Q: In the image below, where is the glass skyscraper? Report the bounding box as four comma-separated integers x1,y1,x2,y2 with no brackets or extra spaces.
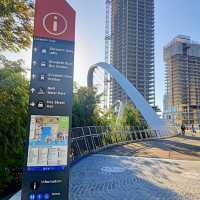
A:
111,0,155,106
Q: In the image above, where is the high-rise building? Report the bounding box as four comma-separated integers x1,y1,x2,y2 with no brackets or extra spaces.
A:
164,35,200,126
110,0,155,106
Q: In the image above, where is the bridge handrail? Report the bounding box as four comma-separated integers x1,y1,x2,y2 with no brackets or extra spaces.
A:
70,126,164,163
5,125,178,198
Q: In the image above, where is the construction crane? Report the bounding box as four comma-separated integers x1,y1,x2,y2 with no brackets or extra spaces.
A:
104,0,111,111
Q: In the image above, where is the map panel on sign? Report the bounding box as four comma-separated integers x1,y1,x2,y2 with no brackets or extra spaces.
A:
27,115,69,169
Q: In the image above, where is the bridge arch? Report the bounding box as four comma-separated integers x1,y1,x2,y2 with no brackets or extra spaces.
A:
87,62,169,136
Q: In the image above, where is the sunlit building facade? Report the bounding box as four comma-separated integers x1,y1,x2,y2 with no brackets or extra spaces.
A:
164,35,200,126
110,0,155,106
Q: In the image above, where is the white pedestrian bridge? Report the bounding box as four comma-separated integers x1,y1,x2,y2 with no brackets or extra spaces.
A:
88,62,170,136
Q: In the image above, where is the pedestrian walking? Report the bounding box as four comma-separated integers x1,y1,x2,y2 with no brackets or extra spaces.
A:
192,124,196,136
181,124,186,136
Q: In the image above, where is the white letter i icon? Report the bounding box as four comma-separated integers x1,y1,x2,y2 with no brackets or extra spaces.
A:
53,16,58,32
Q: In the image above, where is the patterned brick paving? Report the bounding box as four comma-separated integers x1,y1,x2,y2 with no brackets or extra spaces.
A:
69,154,200,200
11,135,200,200
101,135,200,161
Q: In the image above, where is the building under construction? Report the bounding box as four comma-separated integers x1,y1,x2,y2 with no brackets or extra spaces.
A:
109,0,155,106
164,35,200,126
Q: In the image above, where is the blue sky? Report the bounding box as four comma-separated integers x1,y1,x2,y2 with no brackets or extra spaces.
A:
4,0,200,111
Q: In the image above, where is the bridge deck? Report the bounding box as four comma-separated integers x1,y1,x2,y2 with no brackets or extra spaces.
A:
11,135,200,200
101,135,200,161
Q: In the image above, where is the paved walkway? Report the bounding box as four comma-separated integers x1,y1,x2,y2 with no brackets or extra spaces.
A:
101,135,200,161
70,155,200,200
11,135,200,200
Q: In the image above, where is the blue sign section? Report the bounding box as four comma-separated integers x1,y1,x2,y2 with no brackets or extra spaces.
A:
27,166,65,172
44,193,50,200
29,194,36,200
29,37,74,116
36,193,43,200
22,37,74,199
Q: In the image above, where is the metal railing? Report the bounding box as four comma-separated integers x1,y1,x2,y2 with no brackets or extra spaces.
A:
70,126,161,163
4,126,177,199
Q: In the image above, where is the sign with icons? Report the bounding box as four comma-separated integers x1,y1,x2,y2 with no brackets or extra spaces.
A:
28,37,74,116
21,1,75,200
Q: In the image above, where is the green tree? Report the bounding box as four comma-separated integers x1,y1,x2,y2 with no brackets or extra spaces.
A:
0,0,33,194
72,85,102,127
0,0,33,52
119,103,147,129
0,56,29,192
101,108,117,127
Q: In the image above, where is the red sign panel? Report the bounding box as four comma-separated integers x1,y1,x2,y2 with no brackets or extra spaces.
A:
34,0,75,41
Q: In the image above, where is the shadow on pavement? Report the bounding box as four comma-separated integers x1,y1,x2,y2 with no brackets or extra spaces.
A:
69,155,185,200
101,135,200,160
179,135,200,141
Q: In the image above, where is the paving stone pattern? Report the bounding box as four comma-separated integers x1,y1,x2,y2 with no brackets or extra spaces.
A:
10,135,200,200
70,154,200,200
101,135,200,161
